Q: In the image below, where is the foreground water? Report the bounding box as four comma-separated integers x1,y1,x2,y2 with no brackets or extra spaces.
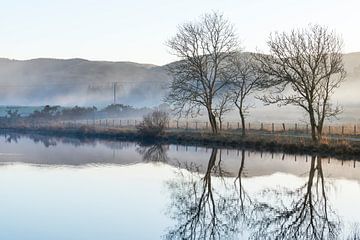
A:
0,133,360,239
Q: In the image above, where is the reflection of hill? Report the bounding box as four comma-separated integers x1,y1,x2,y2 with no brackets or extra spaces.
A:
166,146,360,182
0,133,141,166
0,133,359,182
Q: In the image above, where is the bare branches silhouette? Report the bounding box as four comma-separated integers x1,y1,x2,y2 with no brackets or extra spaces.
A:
248,156,339,240
137,144,169,163
165,148,243,239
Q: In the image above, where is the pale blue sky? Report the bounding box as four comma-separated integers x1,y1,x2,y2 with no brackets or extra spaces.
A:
0,0,359,65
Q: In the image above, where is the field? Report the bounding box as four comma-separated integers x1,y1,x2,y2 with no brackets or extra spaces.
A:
2,118,360,160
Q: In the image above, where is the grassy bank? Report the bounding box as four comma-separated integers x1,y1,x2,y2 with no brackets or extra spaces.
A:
1,125,360,160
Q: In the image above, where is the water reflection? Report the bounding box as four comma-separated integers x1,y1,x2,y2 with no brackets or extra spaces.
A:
165,148,360,239
165,148,241,240
235,149,251,216
2,131,95,148
1,132,360,239
249,156,338,240
137,144,169,163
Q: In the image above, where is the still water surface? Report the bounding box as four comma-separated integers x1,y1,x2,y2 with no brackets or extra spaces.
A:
0,133,360,240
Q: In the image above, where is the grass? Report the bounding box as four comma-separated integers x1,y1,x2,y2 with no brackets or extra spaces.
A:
2,123,360,160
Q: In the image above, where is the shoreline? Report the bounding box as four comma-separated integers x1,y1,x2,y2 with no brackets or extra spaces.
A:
1,125,360,160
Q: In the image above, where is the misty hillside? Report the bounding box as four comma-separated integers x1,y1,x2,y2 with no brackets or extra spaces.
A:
0,53,359,118
335,52,360,104
0,58,169,107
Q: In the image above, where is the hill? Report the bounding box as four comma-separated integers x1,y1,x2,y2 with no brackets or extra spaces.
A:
0,53,359,118
0,58,169,107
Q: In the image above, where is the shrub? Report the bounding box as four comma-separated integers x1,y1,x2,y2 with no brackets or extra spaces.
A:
29,105,61,119
6,109,21,119
137,110,169,137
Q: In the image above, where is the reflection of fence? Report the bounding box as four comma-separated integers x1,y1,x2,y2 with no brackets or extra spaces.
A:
23,118,360,137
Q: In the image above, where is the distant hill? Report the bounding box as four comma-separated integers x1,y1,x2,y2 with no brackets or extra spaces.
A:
0,58,170,107
0,53,359,110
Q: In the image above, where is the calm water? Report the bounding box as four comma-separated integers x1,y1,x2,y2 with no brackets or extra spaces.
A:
0,133,360,240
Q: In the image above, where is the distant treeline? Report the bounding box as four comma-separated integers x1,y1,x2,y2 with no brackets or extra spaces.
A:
1,104,170,121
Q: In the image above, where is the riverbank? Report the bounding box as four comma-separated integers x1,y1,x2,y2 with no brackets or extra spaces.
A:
1,125,360,160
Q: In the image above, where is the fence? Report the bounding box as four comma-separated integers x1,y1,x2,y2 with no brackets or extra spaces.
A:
23,118,360,137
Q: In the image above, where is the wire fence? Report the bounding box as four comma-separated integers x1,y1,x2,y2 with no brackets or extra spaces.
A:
18,118,360,137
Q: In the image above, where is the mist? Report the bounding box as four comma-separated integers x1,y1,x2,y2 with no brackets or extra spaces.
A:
0,53,359,122
0,58,169,108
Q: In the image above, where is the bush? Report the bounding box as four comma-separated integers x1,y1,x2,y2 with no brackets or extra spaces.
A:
29,105,61,119
60,106,97,120
137,110,169,137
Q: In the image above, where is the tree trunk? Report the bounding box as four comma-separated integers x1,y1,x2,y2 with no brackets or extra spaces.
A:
308,110,319,144
239,108,246,136
207,110,218,134
317,118,324,142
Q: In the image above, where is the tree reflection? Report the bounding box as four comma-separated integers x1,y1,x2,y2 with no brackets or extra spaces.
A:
165,148,246,240
0,132,138,149
346,223,360,240
3,132,58,147
165,151,342,240
249,155,340,240
137,144,169,163
234,149,252,219
3,133,20,143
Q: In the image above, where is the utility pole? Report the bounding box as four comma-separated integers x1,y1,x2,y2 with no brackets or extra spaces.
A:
113,82,117,104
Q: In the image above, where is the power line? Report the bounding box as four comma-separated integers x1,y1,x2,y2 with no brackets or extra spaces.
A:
0,79,168,88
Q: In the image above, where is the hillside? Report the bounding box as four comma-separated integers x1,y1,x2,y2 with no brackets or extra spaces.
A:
0,58,169,107
0,53,359,112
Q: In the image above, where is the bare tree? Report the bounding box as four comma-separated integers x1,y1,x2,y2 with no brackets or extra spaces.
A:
214,93,232,131
137,110,169,137
228,54,264,136
254,25,346,143
166,12,240,133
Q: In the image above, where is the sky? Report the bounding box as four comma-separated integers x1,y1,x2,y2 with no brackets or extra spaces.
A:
0,0,359,65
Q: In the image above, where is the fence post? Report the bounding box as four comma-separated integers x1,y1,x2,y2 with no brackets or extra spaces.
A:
195,122,198,130
328,126,331,135
248,122,251,130
186,122,188,130
342,126,344,135
237,122,240,129
176,121,179,129
261,123,263,131
99,119,102,126
354,125,357,135
272,123,274,133
113,119,115,127
206,122,208,130
227,122,229,130
282,123,286,131
306,124,309,134
295,123,297,132
127,120,130,126
119,120,122,126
